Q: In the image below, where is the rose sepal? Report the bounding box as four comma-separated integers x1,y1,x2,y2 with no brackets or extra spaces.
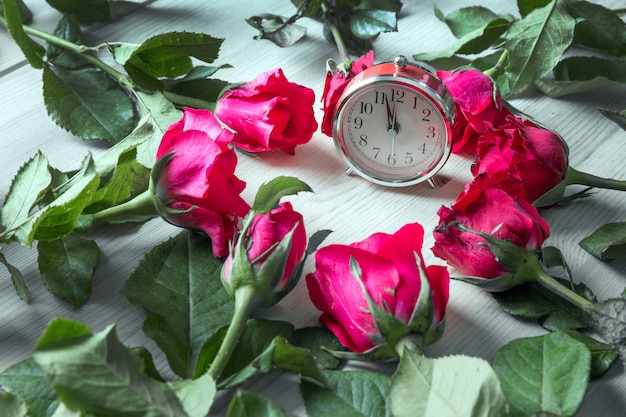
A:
448,221,545,291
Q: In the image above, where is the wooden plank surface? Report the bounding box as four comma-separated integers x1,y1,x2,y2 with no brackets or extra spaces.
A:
1,1,625,415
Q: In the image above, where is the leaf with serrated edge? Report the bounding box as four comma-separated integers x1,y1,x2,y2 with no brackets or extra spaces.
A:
37,234,100,309
579,222,626,261
0,358,58,417
493,332,590,417
43,65,136,142
1,151,51,234
252,176,313,214
585,298,626,361
302,369,391,417
504,0,576,95
33,321,188,416
168,372,215,417
0,251,29,302
122,231,234,378
390,352,507,417
0,392,27,417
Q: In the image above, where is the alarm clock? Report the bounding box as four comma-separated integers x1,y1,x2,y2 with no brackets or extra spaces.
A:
332,55,455,187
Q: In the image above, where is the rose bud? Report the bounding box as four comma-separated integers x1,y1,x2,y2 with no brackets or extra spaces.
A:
214,68,317,154
320,50,374,137
154,108,250,258
306,223,449,359
432,176,550,280
437,69,512,155
221,202,307,306
472,117,569,205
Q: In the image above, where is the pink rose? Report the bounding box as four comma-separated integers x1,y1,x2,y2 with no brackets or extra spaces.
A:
155,108,250,257
320,51,375,137
432,176,550,278
472,117,569,204
222,202,307,296
214,68,317,154
437,69,512,155
306,223,449,354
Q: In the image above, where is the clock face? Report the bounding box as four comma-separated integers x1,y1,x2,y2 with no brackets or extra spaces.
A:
335,82,451,186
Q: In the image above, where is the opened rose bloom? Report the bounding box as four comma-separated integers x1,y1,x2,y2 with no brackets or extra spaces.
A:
320,50,374,137
432,176,550,279
437,69,512,155
306,223,449,356
222,202,307,301
154,108,250,257
214,68,317,154
472,117,569,205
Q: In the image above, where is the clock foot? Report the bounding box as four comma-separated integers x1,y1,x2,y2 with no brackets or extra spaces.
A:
345,168,354,176
427,178,436,188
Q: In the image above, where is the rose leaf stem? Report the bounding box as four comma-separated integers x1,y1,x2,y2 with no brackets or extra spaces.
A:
208,285,260,381
162,91,216,112
90,189,158,224
535,269,592,309
565,166,626,191
0,16,130,86
320,1,348,62
483,49,509,80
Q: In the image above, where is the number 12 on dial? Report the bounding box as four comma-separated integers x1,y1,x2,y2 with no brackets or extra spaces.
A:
332,56,455,187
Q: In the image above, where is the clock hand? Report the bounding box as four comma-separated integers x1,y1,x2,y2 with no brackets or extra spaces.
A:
385,95,393,130
387,100,398,155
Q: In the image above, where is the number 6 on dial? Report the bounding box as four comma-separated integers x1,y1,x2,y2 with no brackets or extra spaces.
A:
332,56,456,187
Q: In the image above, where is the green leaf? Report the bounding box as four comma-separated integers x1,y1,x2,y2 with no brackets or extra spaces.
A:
1,151,51,235
0,0,33,23
33,319,189,416
579,222,626,261
37,233,100,309
83,147,151,214
219,319,294,387
168,372,216,417
598,107,626,131
390,352,507,417
517,0,553,18
0,392,27,417
349,10,397,39
584,298,626,361
14,155,100,245
293,326,344,370
252,176,313,214
302,369,391,417
45,15,88,69
1,0,44,68
0,251,29,302
493,332,590,417
124,32,224,90
553,56,626,84
131,346,165,382
436,5,512,38
45,0,111,24
0,358,58,417
567,1,626,57
246,14,308,48
42,65,137,143
228,390,296,417
503,0,576,95
562,330,618,379
122,231,234,379
165,78,230,109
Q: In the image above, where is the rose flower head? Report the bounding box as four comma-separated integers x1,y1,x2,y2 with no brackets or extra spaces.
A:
432,175,550,283
154,108,250,258
222,201,307,306
214,68,317,154
306,223,449,359
472,117,569,206
437,69,513,155
320,50,374,137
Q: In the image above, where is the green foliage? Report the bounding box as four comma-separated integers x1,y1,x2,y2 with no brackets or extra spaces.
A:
415,0,626,97
228,390,296,417
493,332,591,417
122,231,235,379
45,0,111,24
579,222,626,261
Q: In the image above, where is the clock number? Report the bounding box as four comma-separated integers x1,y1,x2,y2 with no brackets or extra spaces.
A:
419,143,427,154
359,102,373,114
375,91,386,104
373,147,381,158
387,154,397,165
391,89,404,103
353,117,363,129
405,152,414,164
422,108,431,121
426,126,436,138
359,135,368,146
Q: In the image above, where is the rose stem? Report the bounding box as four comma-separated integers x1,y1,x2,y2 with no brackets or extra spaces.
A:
566,167,626,191
320,1,349,62
90,189,158,224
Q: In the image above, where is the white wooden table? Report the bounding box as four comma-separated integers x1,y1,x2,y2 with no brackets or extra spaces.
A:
1,1,625,415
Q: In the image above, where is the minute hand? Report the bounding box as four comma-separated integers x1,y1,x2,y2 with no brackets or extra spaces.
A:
387,100,398,156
